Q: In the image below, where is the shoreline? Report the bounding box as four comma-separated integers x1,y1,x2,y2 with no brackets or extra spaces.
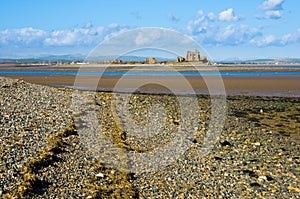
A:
1,63,300,71
1,63,300,97
1,62,300,67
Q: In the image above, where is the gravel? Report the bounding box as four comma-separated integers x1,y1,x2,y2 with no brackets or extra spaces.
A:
0,77,299,198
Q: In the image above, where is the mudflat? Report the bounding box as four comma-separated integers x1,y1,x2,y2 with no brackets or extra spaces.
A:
1,74,299,97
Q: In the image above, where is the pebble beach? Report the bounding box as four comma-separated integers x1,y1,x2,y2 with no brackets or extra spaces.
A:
0,77,299,198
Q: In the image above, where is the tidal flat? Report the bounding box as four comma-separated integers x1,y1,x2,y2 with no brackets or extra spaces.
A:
0,77,299,198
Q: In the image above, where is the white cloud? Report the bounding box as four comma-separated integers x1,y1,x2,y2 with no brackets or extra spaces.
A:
250,29,300,47
189,22,261,46
44,30,79,46
214,25,261,45
0,27,46,45
280,29,300,45
187,10,215,29
194,10,205,24
43,24,121,46
102,24,130,41
266,10,282,19
187,20,210,35
187,10,217,34
258,0,285,20
260,0,284,10
207,12,216,21
1,12,300,58
251,35,277,46
219,8,240,22
91,28,200,58
134,33,148,46
135,31,161,46
187,10,261,46
0,24,129,48
0,23,130,57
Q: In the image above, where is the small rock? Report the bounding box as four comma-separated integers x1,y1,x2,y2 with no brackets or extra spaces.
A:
258,175,267,182
96,173,104,178
266,175,274,181
250,182,261,187
242,169,257,178
214,156,223,161
220,140,231,147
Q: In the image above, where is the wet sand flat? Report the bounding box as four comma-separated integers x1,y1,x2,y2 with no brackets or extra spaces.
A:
2,74,300,97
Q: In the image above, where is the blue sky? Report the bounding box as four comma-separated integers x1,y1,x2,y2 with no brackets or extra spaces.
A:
0,0,299,60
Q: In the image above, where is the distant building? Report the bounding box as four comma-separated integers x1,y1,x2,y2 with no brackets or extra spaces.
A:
186,50,200,62
103,59,122,64
145,57,156,64
177,56,185,62
112,59,122,64
200,56,208,63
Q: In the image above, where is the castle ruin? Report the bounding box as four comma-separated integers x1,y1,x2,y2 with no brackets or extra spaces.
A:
179,50,208,63
186,50,200,62
145,57,156,64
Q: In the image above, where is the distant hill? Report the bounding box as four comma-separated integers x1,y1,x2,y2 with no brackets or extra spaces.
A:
38,54,86,62
1,54,300,64
277,58,300,64
0,54,85,64
0,54,175,64
86,55,174,62
217,58,300,64
245,58,300,64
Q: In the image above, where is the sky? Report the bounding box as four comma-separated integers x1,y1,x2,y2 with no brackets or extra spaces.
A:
0,0,299,60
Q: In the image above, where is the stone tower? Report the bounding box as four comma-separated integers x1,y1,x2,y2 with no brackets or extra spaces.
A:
186,50,200,62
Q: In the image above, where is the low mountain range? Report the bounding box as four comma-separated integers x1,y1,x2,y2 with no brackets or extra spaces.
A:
0,54,300,64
